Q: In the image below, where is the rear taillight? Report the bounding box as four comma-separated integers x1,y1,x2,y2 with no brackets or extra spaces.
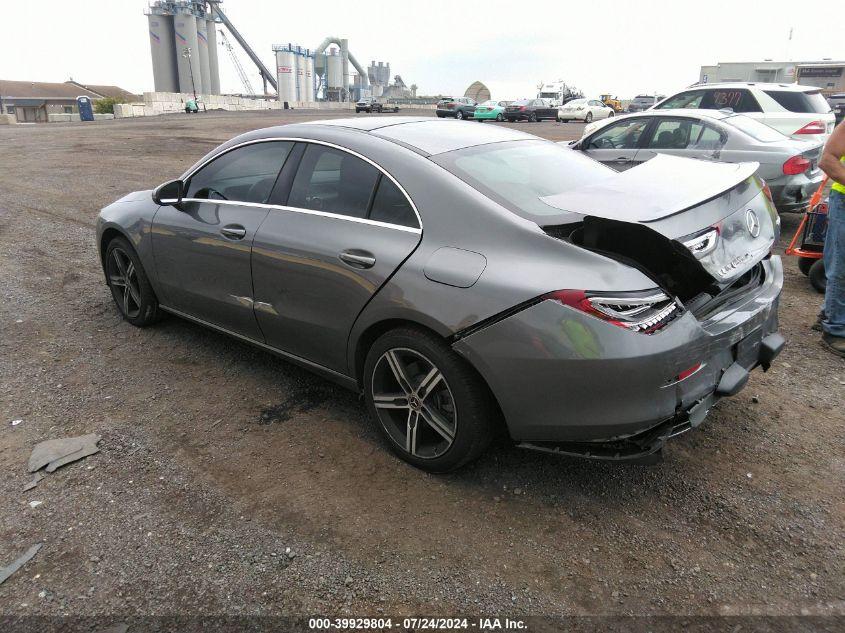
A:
519,106,526,111
783,155,811,175
446,103,455,109
794,120,825,135
543,289,679,334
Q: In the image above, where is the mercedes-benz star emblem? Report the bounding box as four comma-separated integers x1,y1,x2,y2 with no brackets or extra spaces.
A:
745,209,761,238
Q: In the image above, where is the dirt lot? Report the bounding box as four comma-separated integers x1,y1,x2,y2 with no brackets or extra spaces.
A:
0,109,843,626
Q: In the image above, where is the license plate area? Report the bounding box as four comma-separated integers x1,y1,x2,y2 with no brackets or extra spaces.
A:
735,329,763,368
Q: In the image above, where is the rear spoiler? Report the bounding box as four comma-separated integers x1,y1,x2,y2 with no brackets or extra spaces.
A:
541,154,759,223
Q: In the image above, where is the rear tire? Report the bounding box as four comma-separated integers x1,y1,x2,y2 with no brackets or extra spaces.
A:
809,259,827,293
104,236,161,327
496,113,503,121
607,111,615,117
363,327,495,473
798,256,815,276
585,112,593,123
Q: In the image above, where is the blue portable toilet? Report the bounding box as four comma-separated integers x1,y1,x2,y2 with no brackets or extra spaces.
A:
77,96,94,122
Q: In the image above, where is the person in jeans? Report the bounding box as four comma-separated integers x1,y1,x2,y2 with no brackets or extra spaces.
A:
819,120,845,357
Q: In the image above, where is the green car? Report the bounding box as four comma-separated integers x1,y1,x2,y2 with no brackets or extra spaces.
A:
473,100,510,122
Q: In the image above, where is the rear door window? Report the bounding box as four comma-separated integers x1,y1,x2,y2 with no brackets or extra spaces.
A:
763,90,832,113
288,145,380,218
186,141,294,204
368,177,418,228
647,119,702,149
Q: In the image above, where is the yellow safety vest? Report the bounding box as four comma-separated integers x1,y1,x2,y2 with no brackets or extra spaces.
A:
833,156,845,194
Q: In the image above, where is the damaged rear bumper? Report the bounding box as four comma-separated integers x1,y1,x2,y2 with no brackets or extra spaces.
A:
452,257,783,454
515,330,785,461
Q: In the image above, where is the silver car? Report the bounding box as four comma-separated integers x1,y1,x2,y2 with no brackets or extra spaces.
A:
96,117,784,472
571,109,824,212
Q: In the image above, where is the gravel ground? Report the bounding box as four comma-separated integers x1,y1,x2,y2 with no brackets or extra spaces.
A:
0,109,843,627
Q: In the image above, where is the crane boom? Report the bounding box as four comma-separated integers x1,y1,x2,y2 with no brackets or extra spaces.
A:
219,30,255,95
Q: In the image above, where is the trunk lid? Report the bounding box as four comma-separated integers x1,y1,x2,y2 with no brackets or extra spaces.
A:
541,154,779,288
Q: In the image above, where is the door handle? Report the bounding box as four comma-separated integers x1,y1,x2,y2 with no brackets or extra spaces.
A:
614,157,631,163
339,250,376,269
220,225,246,240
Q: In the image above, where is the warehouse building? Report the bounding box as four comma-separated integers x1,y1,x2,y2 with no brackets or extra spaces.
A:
0,80,139,122
699,60,845,94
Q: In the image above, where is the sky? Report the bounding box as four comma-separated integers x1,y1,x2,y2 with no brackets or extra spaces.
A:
0,0,841,100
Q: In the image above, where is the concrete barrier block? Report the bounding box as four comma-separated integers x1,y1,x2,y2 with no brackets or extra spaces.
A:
48,113,81,123
0,113,16,124
93,113,115,120
113,103,132,118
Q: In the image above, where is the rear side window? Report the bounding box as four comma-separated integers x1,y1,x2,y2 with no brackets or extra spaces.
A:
288,145,380,218
763,90,832,113
700,89,762,113
186,141,293,203
369,177,418,228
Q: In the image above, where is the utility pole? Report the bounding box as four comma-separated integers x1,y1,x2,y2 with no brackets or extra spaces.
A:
182,47,198,102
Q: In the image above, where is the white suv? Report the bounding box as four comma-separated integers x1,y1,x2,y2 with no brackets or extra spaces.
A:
651,82,835,143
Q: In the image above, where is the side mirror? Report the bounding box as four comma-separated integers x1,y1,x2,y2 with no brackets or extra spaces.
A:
152,179,184,206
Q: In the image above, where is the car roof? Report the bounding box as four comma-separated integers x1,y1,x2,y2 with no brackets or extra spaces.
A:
681,82,819,92
274,117,538,156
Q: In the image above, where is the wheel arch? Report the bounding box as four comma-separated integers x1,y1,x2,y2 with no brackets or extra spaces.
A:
99,226,133,279
351,317,510,439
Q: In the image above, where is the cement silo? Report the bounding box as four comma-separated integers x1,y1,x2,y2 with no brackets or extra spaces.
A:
295,53,308,102
174,10,203,95
196,16,212,96
275,46,297,103
205,18,220,94
305,55,315,102
326,52,343,90
148,13,179,93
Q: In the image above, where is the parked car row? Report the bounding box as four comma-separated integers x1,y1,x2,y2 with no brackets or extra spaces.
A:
436,96,617,123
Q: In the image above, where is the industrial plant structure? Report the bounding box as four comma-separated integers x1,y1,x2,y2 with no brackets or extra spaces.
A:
146,1,412,104
147,1,221,95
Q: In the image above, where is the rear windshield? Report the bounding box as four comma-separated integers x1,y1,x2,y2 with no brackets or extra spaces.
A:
722,115,786,142
433,140,612,221
634,95,653,100
764,90,832,113
567,99,587,105
512,100,531,105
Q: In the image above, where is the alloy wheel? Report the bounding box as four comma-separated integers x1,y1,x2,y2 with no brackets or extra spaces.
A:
371,348,457,459
107,247,142,319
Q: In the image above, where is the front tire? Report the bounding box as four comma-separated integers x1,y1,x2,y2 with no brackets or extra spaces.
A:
104,236,161,327
607,111,615,117
585,112,593,123
363,327,494,472
528,112,537,122
455,110,464,120
495,113,503,121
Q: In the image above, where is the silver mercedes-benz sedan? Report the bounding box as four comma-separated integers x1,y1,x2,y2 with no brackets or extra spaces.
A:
96,117,784,472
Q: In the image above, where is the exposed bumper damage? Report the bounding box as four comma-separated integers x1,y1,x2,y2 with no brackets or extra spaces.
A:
452,257,784,459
